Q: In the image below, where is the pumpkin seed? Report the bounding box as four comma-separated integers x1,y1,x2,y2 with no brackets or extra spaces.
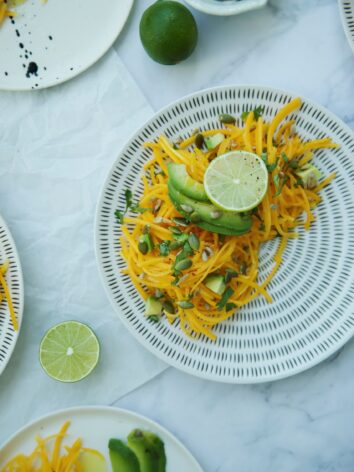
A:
138,241,148,255
162,300,176,314
172,217,189,226
219,113,236,124
188,233,200,251
190,212,201,223
180,204,194,213
210,210,222,219
195,133,205,149
178,300,194,309
174,259,192,271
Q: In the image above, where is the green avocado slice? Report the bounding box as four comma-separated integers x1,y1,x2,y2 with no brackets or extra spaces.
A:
168,181,252,235
167,163,209,202
127,429,159,472
144,432,167,472
108,439,140,472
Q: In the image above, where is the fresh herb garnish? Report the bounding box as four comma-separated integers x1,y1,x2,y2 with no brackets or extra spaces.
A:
224,269,238,283
217,287,234,310
225,302,237,312
261,153,280,173
273,173,289,198
241,105,264,122
114,189,150,224
147,315,160,323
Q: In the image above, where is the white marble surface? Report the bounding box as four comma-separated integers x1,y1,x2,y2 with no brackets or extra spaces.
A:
112,0,354,471
1,1,354,471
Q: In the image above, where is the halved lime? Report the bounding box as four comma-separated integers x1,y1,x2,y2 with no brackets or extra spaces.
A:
204,151,269,212
39,321,100,383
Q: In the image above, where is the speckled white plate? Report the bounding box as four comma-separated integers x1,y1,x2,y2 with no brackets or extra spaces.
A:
0,214,24,376
0,0,133,91
96,85,354,384
339,0,354,52
0,406,203,471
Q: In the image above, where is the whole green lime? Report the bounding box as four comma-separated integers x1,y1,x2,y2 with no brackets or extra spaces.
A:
140,0,198,65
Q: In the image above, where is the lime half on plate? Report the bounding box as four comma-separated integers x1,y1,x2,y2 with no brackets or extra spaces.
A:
204,151,268,212
39,321,100,383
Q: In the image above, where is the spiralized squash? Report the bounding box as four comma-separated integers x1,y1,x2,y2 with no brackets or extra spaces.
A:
1,421,104,472
120,98,337,340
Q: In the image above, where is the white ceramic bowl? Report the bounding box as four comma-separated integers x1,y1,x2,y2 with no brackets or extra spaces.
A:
184,0,267,16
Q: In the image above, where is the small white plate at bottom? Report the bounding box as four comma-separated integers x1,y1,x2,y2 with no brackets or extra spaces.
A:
0,406,203,472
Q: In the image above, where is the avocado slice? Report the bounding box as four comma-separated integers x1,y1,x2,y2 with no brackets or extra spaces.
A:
168,181,252,235
108,439,140,472
167,163,209,202
205,274,226,295
195,221,247,236
144,432,167,472
127,429,159,472
205,133,224,151
295,163,322,189
145,296,163,317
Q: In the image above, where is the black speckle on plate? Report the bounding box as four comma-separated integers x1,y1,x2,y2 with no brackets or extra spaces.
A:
49,35,53,40
26,62,38,78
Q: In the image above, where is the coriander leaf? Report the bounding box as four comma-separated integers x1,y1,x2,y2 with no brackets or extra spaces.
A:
115,210,124,224
217,287,234,310
281,152,289,163
130,204,150,214
124,189,133,211
226,303,237,312
241,105,265,122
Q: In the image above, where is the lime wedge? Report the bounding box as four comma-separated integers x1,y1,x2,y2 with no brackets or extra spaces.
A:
204,151,268,212
39,321,100,383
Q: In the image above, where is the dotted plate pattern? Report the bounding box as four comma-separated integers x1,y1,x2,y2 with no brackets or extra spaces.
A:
0,215,24,375
95,86,354,383
339,0,354,53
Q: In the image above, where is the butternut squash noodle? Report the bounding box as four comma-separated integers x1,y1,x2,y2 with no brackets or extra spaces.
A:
119,98,337,341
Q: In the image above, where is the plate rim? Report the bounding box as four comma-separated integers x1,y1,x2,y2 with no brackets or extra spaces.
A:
183,0,267,16
0,405,203,471
0,0,134,92
0,213,24,376
338,0,354,53
95,84,354,384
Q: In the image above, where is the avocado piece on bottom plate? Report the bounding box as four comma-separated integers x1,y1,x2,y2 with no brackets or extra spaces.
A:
144,432,167,472
127,429,159,472
108,438,140,472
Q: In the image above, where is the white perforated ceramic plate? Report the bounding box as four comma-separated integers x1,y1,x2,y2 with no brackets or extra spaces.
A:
0,214,24,375
96,86,354,384
339,0,354,52
0,0,133,91
0,406,203,471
